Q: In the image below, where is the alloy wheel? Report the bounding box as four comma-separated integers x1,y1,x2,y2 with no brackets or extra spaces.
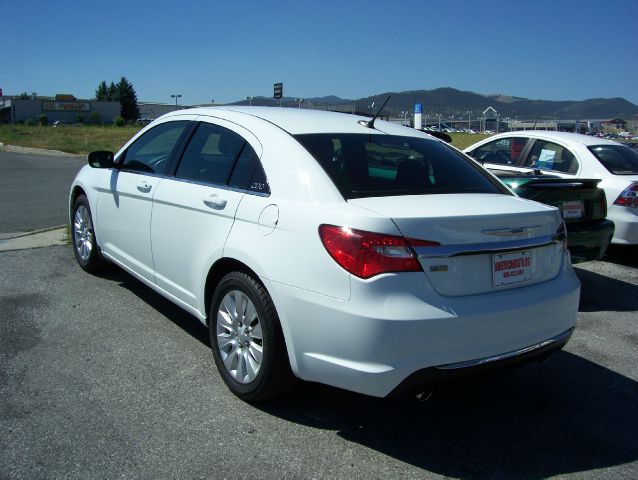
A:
216,289,264,384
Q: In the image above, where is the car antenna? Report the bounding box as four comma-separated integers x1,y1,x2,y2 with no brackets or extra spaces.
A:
359,95,391,129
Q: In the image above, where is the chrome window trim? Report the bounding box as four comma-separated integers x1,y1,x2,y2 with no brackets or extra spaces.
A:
160,175,271,197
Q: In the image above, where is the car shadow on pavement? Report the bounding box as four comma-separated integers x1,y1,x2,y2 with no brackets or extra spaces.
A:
92,264,638,477
574,267,638,312
94,265,211,347
603,245,638,268
256,353,638,478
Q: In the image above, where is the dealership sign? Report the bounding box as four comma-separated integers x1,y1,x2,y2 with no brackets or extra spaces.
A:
42,101,90,112
273,83,283,99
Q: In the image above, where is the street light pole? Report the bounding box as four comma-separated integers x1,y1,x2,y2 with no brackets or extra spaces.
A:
170,94,182,107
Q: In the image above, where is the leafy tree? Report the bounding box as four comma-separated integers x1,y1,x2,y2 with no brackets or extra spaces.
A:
77,113,85,124
91,111,102,124
113,116,125,127
37,114,48,126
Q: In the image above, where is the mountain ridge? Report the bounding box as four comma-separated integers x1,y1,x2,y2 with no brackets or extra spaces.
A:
231,87,638,119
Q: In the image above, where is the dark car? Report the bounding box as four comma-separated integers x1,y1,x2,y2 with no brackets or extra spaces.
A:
489,169,614,262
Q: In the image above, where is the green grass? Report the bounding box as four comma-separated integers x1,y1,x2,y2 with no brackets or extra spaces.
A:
0,124,142,155
448,132,492,150
0,124,491,156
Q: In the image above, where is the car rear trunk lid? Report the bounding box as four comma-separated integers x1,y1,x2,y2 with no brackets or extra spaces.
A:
348,193,564,296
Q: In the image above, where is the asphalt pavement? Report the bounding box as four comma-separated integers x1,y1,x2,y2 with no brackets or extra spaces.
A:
1,245,637,479
1,148,637,478
0,150,85,234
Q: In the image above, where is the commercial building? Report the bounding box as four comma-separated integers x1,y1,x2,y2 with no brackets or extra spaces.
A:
137,102,194,121
0,94,121,124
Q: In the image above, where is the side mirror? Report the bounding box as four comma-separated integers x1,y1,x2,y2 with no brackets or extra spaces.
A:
88,151,115,169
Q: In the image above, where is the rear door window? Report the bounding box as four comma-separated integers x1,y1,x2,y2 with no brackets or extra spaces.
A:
524,140,579,174
296,134,510,199
175,123,245,185
228,143,270,194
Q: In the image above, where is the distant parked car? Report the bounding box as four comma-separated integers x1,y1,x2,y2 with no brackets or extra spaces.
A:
69,107,579,401
430,130,613,261
487,169,614,262
465,131,638,245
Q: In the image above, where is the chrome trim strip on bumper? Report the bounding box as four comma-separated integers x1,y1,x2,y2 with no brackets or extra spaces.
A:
435,328,574,371
413,233,563,259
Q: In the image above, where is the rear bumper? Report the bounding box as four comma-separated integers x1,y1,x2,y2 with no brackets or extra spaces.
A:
566,219,615,262
266,255,580,398
388,328,573,397
609,205,638,245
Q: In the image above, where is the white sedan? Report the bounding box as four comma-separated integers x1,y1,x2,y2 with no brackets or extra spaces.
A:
69,107,579,401
464,131,638,244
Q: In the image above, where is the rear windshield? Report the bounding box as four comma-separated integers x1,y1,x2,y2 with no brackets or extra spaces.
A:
295,134,509,199
588,145,638,175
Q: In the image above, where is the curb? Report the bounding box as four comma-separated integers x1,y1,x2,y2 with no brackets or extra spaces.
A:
0,226,69,252
1,144,84,157
1,225,67,240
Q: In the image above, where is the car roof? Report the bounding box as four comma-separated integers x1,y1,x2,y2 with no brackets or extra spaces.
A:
486,130,621,147
162,106,422,136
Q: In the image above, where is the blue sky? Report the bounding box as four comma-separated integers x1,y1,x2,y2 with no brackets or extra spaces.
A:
3,0,637,105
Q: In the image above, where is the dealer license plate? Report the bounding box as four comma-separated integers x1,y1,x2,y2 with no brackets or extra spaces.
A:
562,200,583,219
493,250,532,287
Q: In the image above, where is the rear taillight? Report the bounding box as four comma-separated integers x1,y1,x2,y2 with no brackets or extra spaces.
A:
318,225,439,279
614,183,638,208
553,221,567,251
600,191,608,218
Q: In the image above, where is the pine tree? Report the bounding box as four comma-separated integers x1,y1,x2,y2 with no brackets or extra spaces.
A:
108,82,119,102
117,77,140,122
95,81,109,101
94,77,140,122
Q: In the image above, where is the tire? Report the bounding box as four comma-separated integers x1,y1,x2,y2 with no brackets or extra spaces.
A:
71,194,105,273
210,272,296,401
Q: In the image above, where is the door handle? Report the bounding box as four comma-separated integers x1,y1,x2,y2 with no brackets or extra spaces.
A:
137,182,152,193
203,196,227,210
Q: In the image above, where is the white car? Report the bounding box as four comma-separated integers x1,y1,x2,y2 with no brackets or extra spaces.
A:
69,107,579,401
464,131,638,244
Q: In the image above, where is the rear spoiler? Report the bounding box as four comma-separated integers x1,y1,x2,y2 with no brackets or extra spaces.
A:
420,129,453,143
496,176,602,190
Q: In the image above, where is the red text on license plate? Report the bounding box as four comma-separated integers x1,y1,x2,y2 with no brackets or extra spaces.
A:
493,250,532,287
